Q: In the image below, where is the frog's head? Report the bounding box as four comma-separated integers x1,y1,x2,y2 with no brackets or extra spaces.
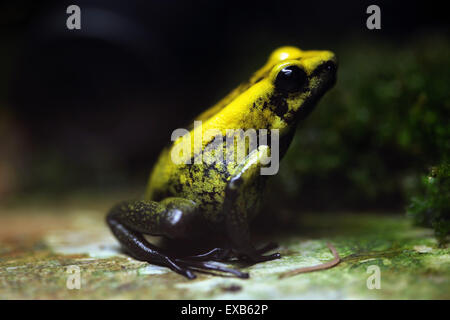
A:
195,46,337,146
258,46,337,125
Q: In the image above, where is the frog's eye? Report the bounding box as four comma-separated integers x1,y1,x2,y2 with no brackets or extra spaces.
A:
274,65,307,93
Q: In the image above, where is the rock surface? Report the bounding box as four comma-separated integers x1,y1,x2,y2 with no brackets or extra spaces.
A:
0,200,448,299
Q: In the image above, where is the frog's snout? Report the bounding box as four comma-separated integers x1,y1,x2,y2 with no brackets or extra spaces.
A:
323,60,338,88
314,59,338,92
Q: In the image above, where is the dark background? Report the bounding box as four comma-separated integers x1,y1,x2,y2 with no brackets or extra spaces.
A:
0,0,448,212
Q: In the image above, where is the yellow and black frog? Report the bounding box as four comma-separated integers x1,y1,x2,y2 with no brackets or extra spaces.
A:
107,46,337,279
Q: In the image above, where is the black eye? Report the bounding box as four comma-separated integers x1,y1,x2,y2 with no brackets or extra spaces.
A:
274,65,307,93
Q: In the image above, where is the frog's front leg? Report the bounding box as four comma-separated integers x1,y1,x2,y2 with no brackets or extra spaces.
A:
224,146,281,263
106,198,248,279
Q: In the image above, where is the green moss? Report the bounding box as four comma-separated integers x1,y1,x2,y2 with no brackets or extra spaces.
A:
407,161,450,245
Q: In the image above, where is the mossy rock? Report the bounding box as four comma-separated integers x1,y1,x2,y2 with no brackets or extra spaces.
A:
0,201,448,299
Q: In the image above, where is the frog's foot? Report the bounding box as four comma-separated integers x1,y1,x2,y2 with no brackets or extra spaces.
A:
174,258,249,279
109,221,247,279
236,243,281,263
184,242,278,262
242,252,281,263
256,242,279,255
172,244,279,277
185,247,232,261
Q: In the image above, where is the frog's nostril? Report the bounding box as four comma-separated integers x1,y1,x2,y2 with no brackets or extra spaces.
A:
324,61,337,74
311,60,337,79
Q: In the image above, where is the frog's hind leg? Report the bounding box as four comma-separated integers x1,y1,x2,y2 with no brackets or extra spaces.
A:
107,215,196,279
106,198,248,279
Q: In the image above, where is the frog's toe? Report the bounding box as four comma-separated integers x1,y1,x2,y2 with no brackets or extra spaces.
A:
162,257,197,279
257,252,281,262
237,246,281,263
232,241,281,264
184,247,233,262
180,268,197,280
256,242,279,254
176,259,249,279
245,252,281,263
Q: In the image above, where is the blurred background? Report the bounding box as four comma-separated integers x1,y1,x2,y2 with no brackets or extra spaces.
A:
0,1,448,240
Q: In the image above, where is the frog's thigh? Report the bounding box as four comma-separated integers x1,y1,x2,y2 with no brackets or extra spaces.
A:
107,198,200,240
106,198,203,279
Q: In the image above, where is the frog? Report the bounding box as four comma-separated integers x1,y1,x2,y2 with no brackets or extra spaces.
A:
106,46,337,279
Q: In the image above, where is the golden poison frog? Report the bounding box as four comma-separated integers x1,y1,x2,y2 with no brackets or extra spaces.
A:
107,46,337,279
